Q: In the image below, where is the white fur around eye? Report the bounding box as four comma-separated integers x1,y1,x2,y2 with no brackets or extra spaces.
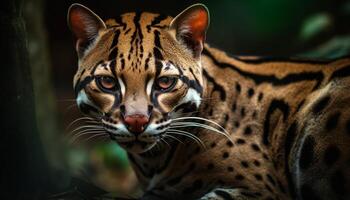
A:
118,77,126,95
177,88,201,108
146,78,154,96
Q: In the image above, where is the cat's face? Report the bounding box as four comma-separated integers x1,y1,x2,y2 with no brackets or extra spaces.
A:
68,4,209,153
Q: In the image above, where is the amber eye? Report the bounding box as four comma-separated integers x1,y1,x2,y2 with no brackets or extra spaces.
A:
97,76,117,91
156,76,177,91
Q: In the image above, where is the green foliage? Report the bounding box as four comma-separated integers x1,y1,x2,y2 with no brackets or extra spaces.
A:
299,13,332,41
96,142,130,170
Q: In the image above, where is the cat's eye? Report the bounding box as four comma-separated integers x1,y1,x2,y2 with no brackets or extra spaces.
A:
156,76,177,91
97,76,117,91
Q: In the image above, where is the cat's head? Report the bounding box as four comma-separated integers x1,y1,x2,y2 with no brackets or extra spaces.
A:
67,4,209,153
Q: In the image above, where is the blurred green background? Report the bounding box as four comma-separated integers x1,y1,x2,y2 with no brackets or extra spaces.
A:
22,0,350,198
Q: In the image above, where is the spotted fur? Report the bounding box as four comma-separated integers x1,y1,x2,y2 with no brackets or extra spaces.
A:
68,3,350,200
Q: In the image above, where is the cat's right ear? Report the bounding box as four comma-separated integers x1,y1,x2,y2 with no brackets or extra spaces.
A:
67,3,106,58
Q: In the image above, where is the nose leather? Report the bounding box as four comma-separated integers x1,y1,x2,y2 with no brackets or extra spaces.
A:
124,114,149,133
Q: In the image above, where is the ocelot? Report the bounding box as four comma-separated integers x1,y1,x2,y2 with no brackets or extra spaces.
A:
67,3,350,200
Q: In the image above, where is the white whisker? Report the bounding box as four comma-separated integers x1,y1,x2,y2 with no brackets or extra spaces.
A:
170,122,232,142
167,129,206,150
66,117,98,131
83,133,108,143
163,134,184,145
70,129,105,142
172,116,229,134
69,125,103,135
161,138,171,148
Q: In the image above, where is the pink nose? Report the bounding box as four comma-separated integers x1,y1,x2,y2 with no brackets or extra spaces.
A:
124,114,149,133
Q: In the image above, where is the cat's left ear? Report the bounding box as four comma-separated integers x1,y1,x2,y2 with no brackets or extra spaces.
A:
170,4,209,59
67,3,106,58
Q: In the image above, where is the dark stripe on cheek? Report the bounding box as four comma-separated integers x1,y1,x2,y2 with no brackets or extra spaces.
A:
173,102,198,113
74,76,94,96
179,75,203,94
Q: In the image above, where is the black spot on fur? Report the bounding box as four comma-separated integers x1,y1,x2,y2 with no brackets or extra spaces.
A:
266,174,276,186
235,82,241,93
325,112,341,131
324,145,341,166
234,121,240,128
223,152,229,159
240,107,246,117
252,110,257,119
207,163,214,170
226,140,234,147
263,153,269,161
254,174,263,181
247,88,255,98
330,170,346,196
258,93,264,102
244,126,252,135
253,160,261,167
210,142,216,148
227,166,234,172
301,184,321,200
231,102,237,112
312,95,330,114
241,161,249,168
299,135,316,170
214,190,233,200
224,114,229,122
251,144,261,152
236,138,246,145
264,184,273,193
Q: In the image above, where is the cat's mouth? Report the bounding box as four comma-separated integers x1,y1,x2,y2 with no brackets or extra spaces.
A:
102,119,170,153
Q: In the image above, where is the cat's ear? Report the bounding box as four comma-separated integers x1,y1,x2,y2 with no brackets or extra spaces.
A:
170,4,209,59
67,3,106,57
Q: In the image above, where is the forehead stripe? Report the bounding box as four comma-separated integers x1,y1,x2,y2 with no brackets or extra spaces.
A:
146,14,168,32
108,30,121,60
154,30,161,48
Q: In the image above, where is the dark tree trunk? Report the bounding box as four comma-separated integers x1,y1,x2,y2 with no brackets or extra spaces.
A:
0,0,50,199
